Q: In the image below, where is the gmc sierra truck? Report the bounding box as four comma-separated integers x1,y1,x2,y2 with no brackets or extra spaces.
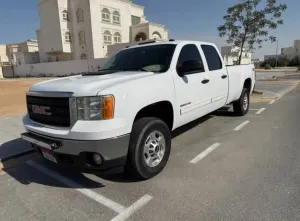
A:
21,40,255,180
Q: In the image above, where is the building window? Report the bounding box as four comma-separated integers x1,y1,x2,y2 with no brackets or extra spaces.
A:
78,31,86,45
65,32,71,43
103,30,112,44
81,53,87,60
102,8,110,22
62,10,69,21
114,32,122,43
76,8,84,23
113,11,120,24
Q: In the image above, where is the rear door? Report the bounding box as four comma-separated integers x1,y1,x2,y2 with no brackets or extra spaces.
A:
172,44,212,127
201,44,229,109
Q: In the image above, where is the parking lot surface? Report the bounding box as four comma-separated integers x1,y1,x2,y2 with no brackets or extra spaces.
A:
1,83,300,221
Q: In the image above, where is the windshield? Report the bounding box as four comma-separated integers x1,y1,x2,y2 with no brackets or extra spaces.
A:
100,44,176,73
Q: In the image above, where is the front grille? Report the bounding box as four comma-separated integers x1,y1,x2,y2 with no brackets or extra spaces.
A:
27,95,71,127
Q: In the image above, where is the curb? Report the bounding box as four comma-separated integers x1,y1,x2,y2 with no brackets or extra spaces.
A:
250,81,299,103
250,97,274,103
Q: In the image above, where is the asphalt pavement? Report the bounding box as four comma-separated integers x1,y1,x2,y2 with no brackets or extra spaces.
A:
1,83,300,221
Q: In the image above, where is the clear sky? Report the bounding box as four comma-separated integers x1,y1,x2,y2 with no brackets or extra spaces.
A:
0,0,298,59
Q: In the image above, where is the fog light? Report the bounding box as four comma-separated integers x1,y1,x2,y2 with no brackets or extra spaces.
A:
93,153,102,165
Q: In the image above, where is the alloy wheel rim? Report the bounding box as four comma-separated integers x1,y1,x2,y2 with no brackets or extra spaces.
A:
143,131,166,168
243,93,248,111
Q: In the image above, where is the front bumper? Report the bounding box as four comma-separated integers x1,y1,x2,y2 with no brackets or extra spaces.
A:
21,131,130,171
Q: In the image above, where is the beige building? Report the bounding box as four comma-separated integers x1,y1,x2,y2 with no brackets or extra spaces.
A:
0,39,39,66
37,0,168,62
221,46,252,65
280,40,300,59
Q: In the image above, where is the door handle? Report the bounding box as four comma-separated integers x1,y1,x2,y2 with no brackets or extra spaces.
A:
221,75,228,79
201,79,210,84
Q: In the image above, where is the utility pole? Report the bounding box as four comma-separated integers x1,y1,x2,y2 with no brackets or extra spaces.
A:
275,39,279,68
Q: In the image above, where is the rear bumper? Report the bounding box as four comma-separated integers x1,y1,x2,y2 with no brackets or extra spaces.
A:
21,131,130,171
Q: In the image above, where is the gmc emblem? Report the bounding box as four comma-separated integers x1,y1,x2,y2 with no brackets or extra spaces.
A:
32,105,52,116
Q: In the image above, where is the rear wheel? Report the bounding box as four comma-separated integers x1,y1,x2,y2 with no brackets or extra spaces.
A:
125,117,171,180
233,88,250,116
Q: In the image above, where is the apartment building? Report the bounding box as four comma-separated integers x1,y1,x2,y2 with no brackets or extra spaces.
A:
37,0,168,62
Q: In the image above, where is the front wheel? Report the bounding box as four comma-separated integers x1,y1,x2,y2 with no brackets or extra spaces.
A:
233,88,250,116
125,117,171,180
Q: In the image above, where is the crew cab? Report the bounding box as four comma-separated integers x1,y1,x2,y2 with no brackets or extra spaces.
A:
21,40,255,180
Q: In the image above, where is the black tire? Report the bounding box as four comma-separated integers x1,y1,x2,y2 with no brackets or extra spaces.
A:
233,88,250,116
125,117,171,180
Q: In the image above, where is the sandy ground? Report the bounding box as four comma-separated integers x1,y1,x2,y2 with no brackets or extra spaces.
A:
0,78,51,116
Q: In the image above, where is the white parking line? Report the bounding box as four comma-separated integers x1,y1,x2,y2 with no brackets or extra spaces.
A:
26,160,153,221
256,108,266,115
26,160,126,213
269,82,299,105
249,108,260,111
111,195,153,221
190,143,221,164
269,99,276,104
234,120,250,131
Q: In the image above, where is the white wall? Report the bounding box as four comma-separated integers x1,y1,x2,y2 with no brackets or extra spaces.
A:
37,0,167,60
149,23,168,40
70,0,94,60
15,52,40,65
57,0,71,53
0,45,8,63
90,0,144,58
294,40,300,55
38,0,63,53
281,46,295,59
27,44,39,52
129,4,144,17
13,58,108,77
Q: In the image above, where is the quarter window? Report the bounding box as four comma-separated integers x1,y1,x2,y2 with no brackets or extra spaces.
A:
177,44,204,74
201,45,222,71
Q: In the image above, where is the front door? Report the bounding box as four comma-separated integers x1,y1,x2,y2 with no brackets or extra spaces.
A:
172,44,212,127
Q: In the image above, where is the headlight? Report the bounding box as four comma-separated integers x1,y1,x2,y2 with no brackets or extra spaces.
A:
77,95,114,120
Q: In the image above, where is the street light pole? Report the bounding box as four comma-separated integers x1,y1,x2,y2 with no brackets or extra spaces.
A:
275,39,279,68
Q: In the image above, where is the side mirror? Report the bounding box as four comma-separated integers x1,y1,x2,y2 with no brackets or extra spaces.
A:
178,60,204,77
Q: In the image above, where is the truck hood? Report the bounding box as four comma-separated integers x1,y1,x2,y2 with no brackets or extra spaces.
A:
28,71,154,96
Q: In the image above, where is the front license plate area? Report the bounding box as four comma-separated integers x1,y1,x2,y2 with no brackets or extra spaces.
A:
41,148,57,163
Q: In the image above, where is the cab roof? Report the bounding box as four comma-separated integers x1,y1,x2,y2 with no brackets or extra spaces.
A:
126,40,217,50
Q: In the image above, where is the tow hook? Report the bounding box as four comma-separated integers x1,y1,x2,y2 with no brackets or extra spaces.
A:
51,142,62,150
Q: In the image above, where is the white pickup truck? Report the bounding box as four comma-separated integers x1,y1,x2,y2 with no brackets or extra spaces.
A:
22,40,255,180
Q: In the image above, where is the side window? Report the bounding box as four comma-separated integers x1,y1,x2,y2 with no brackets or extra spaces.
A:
201,45,222,71
176,44,204,75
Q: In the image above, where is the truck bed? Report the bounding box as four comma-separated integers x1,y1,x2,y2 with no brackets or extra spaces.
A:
226,64,255,104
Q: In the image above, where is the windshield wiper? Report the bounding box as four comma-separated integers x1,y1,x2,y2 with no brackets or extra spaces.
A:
121,68,149,72
82,69,119,76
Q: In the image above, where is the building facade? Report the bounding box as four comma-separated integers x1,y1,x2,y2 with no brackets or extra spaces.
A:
280,40,300,59
0,40,39,66
221,46,252,65
37,0,168,62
